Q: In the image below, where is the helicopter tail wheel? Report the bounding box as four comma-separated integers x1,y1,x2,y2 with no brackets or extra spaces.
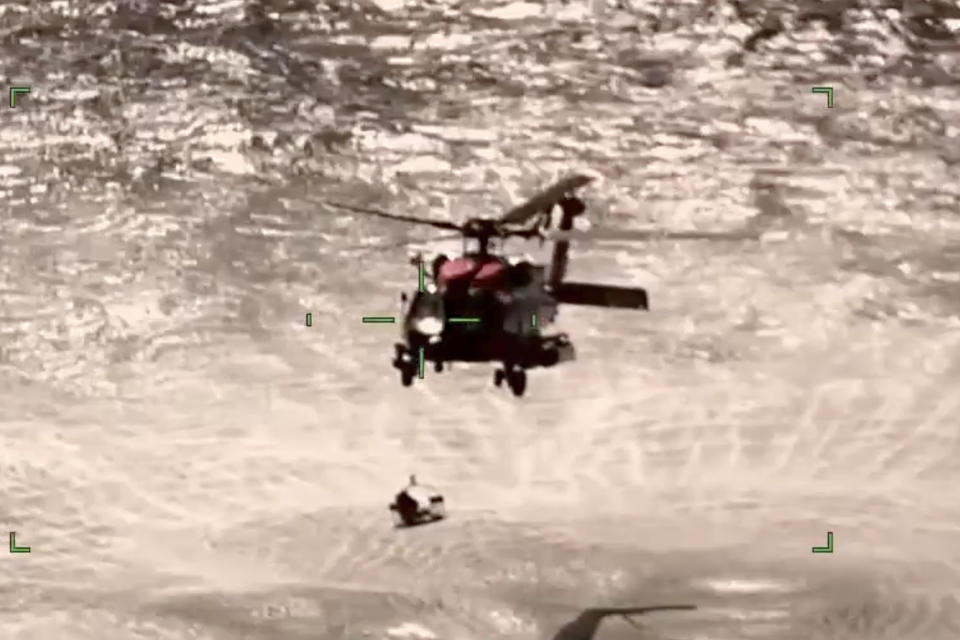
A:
400,366,415,387
507,369,527,397
493,368,505,387
434,361,444,373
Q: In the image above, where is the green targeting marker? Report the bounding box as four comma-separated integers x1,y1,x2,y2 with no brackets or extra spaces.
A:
811,86,834,108
418,261,425,292
305,313,312,327
9,532,30,553
811,531,834,554
9,86,30,108
447,317,481,324
418,346,425,379
362,316,396,324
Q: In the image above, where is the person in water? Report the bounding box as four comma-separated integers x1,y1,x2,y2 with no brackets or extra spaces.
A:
394,475,420,522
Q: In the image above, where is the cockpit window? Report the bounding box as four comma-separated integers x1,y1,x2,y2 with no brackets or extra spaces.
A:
411,291,444,319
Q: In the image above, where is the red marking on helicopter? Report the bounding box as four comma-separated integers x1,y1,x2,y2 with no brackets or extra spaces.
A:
438,256,507,290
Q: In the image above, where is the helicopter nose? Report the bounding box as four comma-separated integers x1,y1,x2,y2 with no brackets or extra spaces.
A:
412,316,443,336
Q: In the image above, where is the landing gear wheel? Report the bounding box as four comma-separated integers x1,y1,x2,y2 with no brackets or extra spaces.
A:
493,368,505,388
400,367,414,387
507,369,527,397
435,361,444,373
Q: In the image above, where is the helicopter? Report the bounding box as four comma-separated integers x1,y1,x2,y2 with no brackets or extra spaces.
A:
323,173,756,397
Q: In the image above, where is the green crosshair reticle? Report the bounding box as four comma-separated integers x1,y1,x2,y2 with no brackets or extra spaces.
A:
9,86,30,108
362,260,486,378
811,86,834,108
811,531,834,554
9,532,30,553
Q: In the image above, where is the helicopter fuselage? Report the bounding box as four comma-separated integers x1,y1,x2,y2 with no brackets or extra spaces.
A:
405,255,559,337
371,176,649,397
391,256,572,395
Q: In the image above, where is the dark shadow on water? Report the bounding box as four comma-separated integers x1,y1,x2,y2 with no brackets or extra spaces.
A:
551,605,697,640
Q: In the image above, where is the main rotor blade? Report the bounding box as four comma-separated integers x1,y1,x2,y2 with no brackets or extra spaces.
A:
342,231,463,254
499,173,596,225
545,227,761,243
319,199,463,232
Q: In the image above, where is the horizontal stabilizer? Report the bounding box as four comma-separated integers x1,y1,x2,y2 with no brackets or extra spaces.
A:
553,281,649,310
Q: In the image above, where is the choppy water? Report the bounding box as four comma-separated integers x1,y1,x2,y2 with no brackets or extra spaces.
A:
2,1,960,639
